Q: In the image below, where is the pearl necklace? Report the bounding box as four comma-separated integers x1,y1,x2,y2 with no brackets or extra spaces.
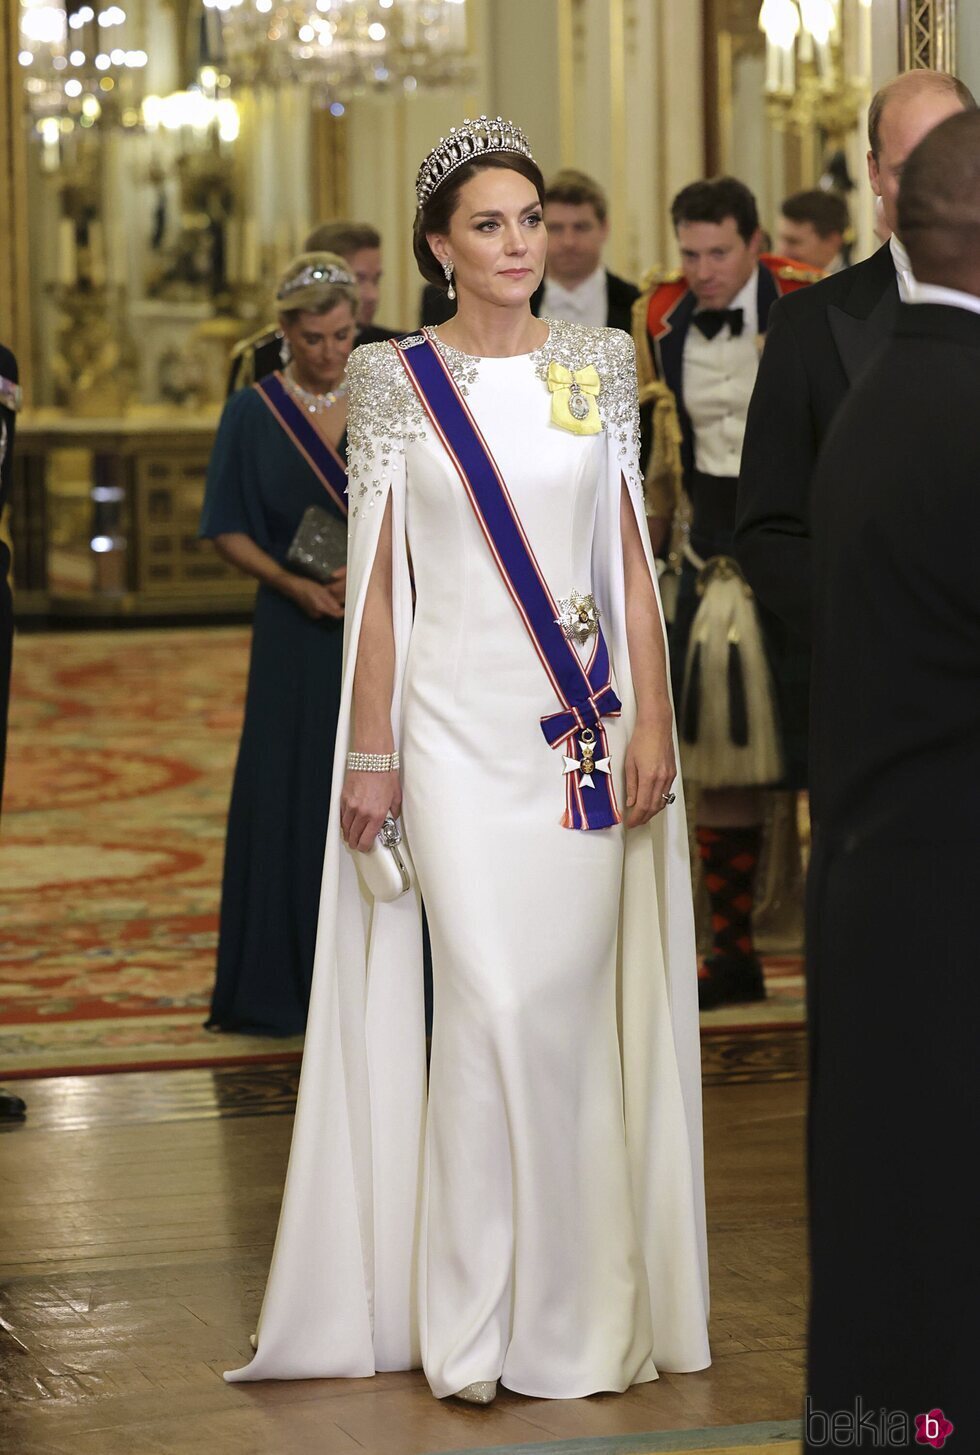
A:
283,368,348,416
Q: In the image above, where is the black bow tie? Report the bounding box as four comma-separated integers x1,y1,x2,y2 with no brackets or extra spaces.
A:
693,307,744,340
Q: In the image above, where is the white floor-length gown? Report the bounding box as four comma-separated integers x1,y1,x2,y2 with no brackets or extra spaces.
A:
226,320,711,1397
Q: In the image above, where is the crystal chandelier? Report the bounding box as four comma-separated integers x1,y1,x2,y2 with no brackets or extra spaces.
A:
18,1,149,127
759,0,871,146
210,0,471,104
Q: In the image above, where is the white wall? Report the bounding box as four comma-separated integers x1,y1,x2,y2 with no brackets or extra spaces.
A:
344,0,705,327
958,6,980,92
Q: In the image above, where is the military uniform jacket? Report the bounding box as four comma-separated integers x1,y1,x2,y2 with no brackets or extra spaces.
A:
632,255,819,521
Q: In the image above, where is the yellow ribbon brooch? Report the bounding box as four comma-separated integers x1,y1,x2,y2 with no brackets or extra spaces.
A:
547,361,602,436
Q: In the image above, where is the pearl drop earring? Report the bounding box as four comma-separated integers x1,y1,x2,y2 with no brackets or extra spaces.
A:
443,259,456,301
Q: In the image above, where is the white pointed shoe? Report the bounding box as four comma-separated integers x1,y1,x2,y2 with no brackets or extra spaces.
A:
453,1380,498,1404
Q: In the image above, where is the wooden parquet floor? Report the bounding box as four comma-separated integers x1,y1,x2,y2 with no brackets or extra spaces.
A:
0,1065,807,1455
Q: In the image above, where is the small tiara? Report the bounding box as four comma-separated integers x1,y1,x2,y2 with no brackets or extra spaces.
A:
416,116,535,209
277,262,355,300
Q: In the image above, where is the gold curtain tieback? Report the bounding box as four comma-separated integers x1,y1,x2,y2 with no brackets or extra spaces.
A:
546,361,602,435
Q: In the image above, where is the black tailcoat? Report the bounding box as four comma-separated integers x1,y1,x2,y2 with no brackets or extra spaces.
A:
640,261,811,784
806,304,980,1447
736,242,899,643
0,343,19,815
642,261,787,479
419,268,639,331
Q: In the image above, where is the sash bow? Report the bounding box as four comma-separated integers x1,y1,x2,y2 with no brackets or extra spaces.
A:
540,683,623,748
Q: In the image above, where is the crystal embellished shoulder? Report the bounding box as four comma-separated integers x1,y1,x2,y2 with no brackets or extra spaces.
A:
532,321,641,468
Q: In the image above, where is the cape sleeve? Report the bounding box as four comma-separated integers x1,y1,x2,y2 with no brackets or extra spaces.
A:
598,326,645,506
594,326,711,1365
224,338,427,1386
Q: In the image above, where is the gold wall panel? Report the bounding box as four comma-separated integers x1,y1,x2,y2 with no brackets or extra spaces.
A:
0,0,32,393
900,0,958,73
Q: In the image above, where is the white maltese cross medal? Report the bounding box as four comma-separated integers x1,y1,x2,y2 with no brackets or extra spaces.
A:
562,727,611,790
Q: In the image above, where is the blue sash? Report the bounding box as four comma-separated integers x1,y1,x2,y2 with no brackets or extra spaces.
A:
253,373,348,520
395,335,621,831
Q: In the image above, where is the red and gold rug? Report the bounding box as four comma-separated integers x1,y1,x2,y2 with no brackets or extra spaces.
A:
0,628,803,1078
0,627,302,1077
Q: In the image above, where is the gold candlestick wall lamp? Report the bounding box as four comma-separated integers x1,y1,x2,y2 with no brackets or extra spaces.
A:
759,0,871,149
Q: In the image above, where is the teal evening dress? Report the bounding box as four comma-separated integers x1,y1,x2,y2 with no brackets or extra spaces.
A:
200,384,346,1035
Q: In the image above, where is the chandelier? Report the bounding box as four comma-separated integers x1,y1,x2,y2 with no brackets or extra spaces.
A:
759,0,870,146
209,0,472,104
18,1,149,129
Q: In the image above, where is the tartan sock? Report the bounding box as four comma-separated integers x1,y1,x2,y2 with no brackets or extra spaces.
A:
696,824,762,961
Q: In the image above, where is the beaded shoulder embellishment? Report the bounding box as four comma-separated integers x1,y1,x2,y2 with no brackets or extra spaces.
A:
346,332,482,516
531,320,643,494
345,319,643,516
345,341,422,517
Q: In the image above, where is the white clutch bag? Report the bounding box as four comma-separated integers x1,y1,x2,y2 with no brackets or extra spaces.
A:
350,814,414,902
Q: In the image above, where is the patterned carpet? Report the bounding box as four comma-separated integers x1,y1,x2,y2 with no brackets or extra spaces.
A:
0,628,804,1078
0,627,303,1076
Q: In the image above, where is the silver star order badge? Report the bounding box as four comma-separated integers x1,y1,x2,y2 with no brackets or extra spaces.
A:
556,591,600,644
562,728,611,790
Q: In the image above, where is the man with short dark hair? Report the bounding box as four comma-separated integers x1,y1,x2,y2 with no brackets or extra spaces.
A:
805,106,980,1449
227,220,399,394
736,69,976,647
777,189,850,274
634,176,819,1008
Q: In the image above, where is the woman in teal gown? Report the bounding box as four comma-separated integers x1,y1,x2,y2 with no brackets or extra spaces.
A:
200,253,358,1035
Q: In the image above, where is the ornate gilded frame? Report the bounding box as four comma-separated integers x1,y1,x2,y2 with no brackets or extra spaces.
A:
899,0,958,73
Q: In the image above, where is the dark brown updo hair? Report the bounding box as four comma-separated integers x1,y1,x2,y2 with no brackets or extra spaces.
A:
413,152,546,290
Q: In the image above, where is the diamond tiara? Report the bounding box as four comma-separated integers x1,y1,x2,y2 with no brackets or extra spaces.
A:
277,262,356,300
415,116,535,209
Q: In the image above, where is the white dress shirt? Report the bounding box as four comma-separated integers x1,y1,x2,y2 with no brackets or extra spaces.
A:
907,279,980,317
540,265,608,329
889,234,916,302
683,270,760,478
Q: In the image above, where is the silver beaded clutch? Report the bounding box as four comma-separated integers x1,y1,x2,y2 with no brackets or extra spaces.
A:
351,814,414,902
286,505,348,583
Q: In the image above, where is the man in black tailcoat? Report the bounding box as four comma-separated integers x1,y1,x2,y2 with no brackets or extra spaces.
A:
736,69,975,645
1,341,26,1122
227,220,400,394
634,177,819,1009
805,108,980,1453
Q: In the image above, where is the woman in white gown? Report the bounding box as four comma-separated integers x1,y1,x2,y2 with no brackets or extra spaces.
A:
227,117,710,1403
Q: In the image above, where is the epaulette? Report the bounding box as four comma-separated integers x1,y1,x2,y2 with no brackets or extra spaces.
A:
639,264,684,293
230,321,281,361
643,274,690,342
761,252,823,294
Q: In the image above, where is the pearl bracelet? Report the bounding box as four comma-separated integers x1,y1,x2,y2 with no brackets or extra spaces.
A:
346,750,400,773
